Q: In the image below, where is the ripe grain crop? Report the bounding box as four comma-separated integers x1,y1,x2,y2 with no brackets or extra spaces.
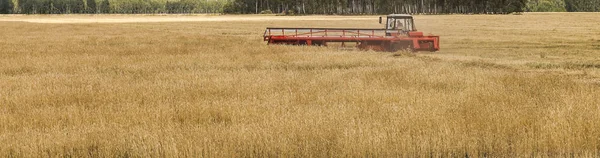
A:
1,13,600,157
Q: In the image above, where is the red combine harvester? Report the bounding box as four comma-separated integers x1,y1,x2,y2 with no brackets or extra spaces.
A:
263,14,439,52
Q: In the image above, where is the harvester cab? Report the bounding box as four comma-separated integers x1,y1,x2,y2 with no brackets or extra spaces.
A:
379,14,416,36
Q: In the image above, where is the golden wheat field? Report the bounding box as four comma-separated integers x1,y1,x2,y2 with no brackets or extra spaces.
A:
1,13,600,157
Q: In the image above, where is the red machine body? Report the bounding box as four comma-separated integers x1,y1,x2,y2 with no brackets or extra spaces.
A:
263,14,439,52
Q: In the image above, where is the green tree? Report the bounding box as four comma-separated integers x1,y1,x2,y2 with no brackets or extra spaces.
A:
86,0,96,13
0,0,14,13
564,0,600,12
98,0,108,13
18,0,39,13
72,0,85,13
527,0,566,12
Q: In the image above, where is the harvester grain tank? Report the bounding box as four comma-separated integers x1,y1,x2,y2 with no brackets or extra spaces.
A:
263,14,440,52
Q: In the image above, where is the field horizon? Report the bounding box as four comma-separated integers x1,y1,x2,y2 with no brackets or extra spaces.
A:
1,13,600,157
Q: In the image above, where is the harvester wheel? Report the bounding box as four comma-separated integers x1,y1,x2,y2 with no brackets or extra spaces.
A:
406,43,416,52
390,42,414,52
429,42,436,52
313,41,324,46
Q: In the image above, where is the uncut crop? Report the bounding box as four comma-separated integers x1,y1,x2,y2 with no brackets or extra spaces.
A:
1,13,600,157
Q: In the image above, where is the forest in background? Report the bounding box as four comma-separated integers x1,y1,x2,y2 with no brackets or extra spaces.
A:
0,0,598,15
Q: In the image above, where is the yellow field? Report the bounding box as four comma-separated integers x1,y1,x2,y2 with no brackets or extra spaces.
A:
1,13,600,157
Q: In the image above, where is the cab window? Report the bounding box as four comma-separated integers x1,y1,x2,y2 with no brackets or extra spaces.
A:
387,18,414,31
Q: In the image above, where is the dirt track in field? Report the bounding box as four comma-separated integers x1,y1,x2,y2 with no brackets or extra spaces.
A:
0,14,376,23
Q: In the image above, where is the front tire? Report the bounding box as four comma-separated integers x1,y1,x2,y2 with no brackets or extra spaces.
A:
428,42,436,52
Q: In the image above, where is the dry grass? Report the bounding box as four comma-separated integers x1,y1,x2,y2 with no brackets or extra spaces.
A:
1,13,600,157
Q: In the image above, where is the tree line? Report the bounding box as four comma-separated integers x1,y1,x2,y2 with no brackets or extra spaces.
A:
225,0,526,14
526,0,600,12
0,0,227,14
225,0,600,14
0,0,598,14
